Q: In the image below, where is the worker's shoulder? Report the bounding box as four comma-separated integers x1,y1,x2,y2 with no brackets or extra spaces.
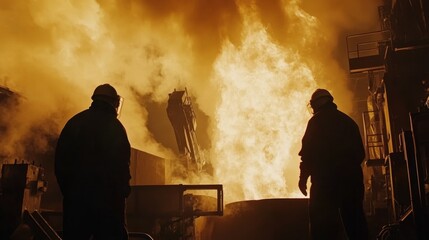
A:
335,109,351,117
313,108,354,122
110,117,126,128
105,116,128,134
335,109,358,125
65,109,90,124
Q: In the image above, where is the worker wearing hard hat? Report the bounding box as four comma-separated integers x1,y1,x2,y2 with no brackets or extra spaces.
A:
298,89,368,240
55,84,131,240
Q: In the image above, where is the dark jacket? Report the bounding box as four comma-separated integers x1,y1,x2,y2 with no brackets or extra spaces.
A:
55,100,131,202
299,102,365,185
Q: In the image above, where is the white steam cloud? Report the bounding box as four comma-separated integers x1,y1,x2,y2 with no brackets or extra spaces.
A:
0,0,381,202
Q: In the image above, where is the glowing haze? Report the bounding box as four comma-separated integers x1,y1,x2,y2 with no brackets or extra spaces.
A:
0,0,380,203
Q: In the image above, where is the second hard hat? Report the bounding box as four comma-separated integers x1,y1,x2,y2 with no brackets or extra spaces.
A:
309,88,334,114
310,88,333,104
91,84,121,109
92,84,118,100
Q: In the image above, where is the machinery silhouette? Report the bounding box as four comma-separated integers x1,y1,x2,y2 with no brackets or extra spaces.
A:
346,1,429,238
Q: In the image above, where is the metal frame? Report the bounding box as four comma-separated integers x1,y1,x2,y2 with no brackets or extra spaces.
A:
128,184,223,218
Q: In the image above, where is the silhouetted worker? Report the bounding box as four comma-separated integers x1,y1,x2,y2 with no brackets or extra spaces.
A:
55,84,131,240
298,89,369,240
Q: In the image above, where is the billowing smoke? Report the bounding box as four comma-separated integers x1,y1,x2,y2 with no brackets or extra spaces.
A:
0,0,381,202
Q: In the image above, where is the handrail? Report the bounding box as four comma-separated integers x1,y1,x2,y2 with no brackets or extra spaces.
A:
22,210,62,240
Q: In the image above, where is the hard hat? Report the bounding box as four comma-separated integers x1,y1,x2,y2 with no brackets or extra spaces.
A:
310,88,333,105
92,84,118,100
91,84,121,108
308,88,334,114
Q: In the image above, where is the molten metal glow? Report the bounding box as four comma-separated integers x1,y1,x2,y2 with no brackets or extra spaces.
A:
210,4,316,202
0,0,380,203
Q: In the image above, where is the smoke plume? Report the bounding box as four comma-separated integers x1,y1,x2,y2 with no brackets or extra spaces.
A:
0,0,381,202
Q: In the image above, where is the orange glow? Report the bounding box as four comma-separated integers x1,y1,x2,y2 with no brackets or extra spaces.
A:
210,3,316,202
0,0,381,203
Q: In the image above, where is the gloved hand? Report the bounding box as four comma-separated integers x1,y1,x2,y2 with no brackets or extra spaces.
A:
298,178,308,196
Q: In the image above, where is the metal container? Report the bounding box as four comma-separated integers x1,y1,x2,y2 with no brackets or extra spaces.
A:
198,198,309,240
